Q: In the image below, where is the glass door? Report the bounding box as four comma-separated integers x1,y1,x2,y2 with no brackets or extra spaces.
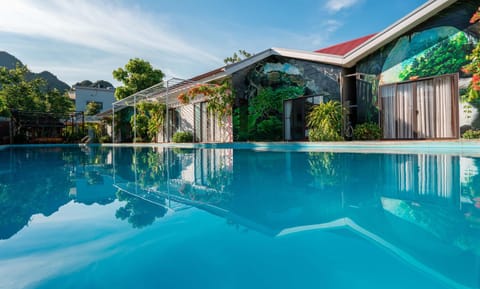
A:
380,74,458,139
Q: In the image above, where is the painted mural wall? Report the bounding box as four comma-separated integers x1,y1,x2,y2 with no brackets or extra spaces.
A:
356,0,480,129
232,55,342,141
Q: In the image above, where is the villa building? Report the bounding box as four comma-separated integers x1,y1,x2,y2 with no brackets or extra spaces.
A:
70,85,116,116
114,0,480,142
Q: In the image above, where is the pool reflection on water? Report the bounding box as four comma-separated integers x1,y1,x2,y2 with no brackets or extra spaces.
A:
0,146,479,289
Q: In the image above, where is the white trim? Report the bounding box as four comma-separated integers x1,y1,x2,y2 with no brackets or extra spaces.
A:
273,47,344,65
223,0,457,73
224,48,345,76
114,0,460,106
344,0,456,66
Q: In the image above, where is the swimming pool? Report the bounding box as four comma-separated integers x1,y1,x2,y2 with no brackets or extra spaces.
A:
0,145,479,289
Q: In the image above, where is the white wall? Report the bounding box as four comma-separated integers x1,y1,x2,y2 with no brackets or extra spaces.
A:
178,105,195,133
166,103,233,143
73,86,116,113
459,100,479,128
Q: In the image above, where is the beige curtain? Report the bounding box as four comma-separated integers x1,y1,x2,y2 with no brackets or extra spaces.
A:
416,76,454,138
380,74,456,139
396,83,414,138
416,79,434,138
380,84,396,138
435,76,453,138
380,83,414,139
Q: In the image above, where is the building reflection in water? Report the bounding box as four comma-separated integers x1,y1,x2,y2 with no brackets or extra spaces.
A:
1,146,480,288
116,148,480,289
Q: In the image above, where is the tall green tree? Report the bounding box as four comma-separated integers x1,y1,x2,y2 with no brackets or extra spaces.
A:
0,65,43,115
0,65,73,116
224,50,252,65
85,101,102,116
45,89,74,114
112,58,164,100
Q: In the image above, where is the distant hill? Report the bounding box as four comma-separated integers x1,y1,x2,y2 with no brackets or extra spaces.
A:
0,51,21,69
74,79,114,89
28,71,70,92
0,51,70,92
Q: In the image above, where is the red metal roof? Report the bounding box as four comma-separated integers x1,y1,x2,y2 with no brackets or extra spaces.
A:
315,33,377,56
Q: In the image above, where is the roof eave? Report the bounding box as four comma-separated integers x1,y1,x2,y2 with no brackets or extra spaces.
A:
343,0,457,67
223,48,345,76
272,47,345,66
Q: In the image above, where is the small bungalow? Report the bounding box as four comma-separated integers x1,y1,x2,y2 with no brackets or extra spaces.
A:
113,0,480,142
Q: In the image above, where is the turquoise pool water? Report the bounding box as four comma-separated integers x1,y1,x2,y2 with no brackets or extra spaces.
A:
1,145,480,289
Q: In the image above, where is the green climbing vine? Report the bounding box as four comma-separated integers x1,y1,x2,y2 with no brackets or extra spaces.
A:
247,86,303,141
177,79,234,121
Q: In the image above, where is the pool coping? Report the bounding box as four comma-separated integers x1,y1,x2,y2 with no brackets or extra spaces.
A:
1,140,480,155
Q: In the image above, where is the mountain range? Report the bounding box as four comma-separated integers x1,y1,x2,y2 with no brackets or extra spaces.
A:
0,51,71,92
1,51,115,93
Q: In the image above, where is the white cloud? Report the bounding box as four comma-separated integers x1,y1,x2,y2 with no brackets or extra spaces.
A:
0,0,222,66
0,0,356,85
323,20,343,33
325,0,360,12
0,201,128,289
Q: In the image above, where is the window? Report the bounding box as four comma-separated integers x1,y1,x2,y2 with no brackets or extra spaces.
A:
86,101,103,110
379,74,459,139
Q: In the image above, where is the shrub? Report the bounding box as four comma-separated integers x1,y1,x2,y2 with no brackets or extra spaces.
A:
64,130,85,143
172,131,193,143
353,122,382,140
255,117,283,141
99,135,112,143
130,101,166,142
462,129,480,139
307,101,344,141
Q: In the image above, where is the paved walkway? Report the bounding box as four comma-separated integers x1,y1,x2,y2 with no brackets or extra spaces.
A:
3,140,480,154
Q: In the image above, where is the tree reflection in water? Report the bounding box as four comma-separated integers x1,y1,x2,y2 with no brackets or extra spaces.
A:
0,146,118,239
0,148,76,239
115,190,167,228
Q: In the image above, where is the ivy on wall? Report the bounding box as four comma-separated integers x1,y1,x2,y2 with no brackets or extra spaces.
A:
245,86,304,141
177,79,234,121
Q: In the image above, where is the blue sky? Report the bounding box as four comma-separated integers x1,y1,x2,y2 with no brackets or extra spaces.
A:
0,0,426,86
